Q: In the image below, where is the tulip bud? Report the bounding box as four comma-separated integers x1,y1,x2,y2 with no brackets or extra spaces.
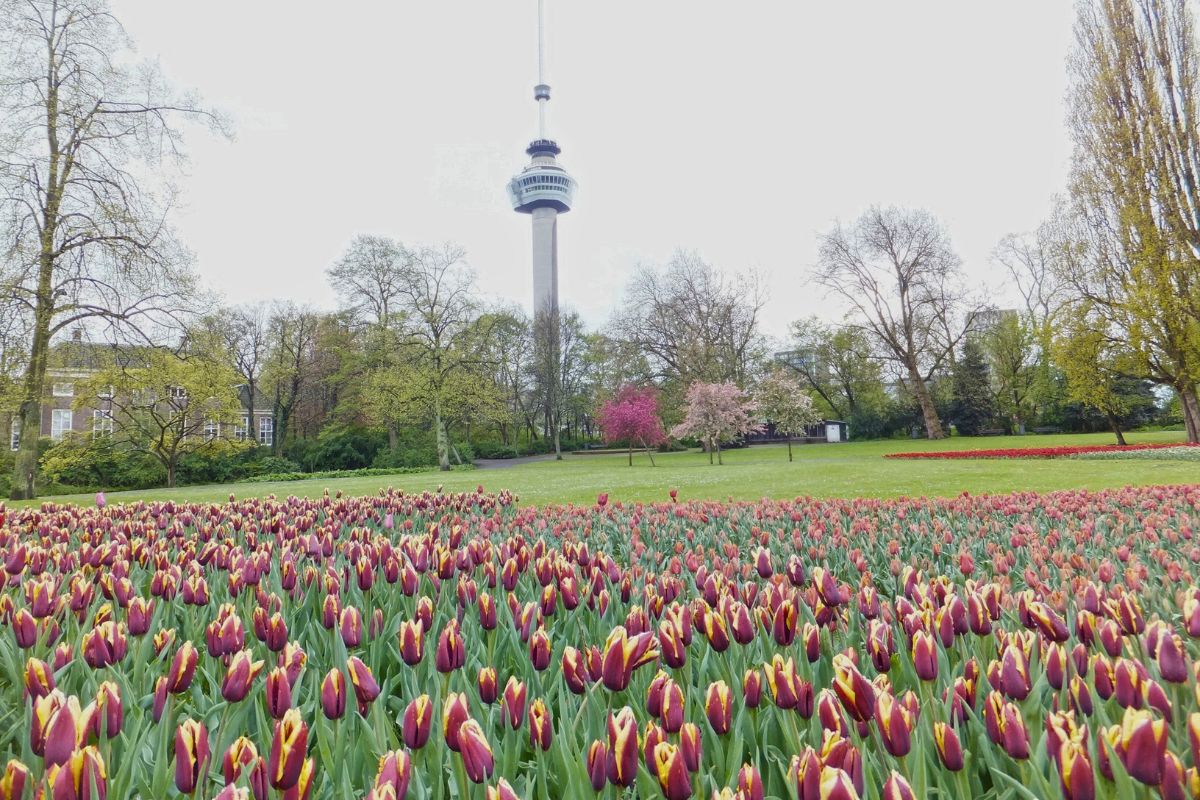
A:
347,656,380,715
882,772,915,800
587,740,608,791
443,692,471,752
167,641,199,694
832,653,875,723
679,723,702,772
705,680,732,735
477,667,499,704
660,678,685,733
501,677,527,729
374,750,412,800
43,695,88,767
436,620,467,673
743,668,762,709
562,646,589,694
23,657,55,701
174,718,211,795
874,691,912,758
1158,632,1188,683
606,707,639,788
651,742,691,800
339,606,363,648
0,760,29,800
486,778,520,800
529,628,552,671
403,695,433,749
265,667,293,719
94,681,123,740
397,620,424,666
1057,738,1094,800
223,736,258,784
457,719,495,784
321,668,347,720
529,698,553,751
911,630,938,681
222,650,265,704
933,721,964,771
50,746,106,800
268,708,309,790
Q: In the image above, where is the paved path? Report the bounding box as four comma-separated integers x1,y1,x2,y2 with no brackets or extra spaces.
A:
473,453,562,470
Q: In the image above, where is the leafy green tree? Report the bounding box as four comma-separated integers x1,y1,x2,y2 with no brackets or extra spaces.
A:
1054,306,1143,445
982,313,1037,434
1066,0,1200,441
754,369,820,461
79,347,247,487
785,318,885,420
951,339,997,436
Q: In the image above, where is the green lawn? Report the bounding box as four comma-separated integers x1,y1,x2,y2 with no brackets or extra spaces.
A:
11,430,1196,509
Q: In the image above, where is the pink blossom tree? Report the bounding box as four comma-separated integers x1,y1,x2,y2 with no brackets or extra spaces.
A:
670,381,762,465
596,385,667,466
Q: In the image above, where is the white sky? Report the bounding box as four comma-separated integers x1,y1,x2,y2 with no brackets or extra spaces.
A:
111,1,1076,339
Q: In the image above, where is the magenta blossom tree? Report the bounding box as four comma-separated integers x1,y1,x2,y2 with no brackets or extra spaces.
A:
597,385,667,466
670,381,762,465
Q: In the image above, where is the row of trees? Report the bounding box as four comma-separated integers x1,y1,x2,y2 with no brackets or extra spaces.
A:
2,0,1194,497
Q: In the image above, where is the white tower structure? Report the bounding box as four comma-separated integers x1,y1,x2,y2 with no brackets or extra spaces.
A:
507,0,577,316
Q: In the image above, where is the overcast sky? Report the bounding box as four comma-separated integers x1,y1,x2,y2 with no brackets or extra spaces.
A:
111,1,1076,340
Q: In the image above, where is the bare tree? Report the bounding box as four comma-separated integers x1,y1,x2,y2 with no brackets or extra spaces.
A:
614,251,766,388
198,304,270,443
326,235,409,330
0,0,222,498
815,206,983,439
264,303,319,456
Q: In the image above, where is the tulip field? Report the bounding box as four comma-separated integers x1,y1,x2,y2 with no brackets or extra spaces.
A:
0,484,1199,800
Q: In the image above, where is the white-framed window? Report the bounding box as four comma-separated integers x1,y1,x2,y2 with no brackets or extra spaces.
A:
52,382,74,398
9,418,19,451
168,386,187,402
257,415,273,446
97,385,114,400
51,409,73,440
92,409,113,438
234,415,248,441
203,419,219,441
131,388,156,407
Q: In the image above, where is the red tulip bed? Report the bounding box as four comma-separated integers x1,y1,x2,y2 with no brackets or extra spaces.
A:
885,442,1197,460
1,485,1200,800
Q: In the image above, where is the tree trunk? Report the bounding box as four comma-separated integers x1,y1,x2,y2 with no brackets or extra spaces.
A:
10,262,54,500
247,378,258,444
708,440,714,465
787,435,793,462
1180,385,1200,443
1106,413,1127,446
387,422,398,451
628,444,633,467
716,440,722,465
553,424,562,461
166,460,176,488
908,364,946,439
434,396,450,471
641,437,656,467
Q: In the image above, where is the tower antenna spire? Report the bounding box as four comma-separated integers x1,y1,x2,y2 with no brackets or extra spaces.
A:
535,0,549,139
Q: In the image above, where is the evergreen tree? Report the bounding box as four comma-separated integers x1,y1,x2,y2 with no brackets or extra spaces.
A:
951,339,997,436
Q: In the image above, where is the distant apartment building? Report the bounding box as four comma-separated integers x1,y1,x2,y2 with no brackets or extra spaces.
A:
6,331,273,450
